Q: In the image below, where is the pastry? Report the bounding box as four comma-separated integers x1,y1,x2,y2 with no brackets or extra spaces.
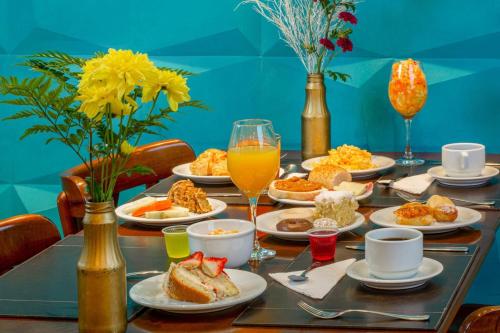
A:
313,191,359,227
268,177,324,201
164,252,239,304
394,202,435,226
308,165,352,190
276,218,313,232
167,180,212,214
427,195,458,222
190,149,228,176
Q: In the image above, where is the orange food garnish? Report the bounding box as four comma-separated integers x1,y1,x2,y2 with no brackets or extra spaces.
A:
273,177,322,192
132,199,172,217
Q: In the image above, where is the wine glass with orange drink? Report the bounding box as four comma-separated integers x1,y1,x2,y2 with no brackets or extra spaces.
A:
388,59,428,166
227,119,280,261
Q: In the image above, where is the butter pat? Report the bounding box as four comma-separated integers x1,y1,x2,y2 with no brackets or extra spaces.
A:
333,182,367,196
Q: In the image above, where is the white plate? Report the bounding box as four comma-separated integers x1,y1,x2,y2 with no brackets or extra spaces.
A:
347,258,443,290
370,206,482,234
267,184,373,206
256,209,365,241
172,163,232,184
301,155,395,179
116,198,227,226
129,269,267,313
427,166,499,187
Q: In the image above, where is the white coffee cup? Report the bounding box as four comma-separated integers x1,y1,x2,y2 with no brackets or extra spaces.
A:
442,143,485,177
365,228,423,280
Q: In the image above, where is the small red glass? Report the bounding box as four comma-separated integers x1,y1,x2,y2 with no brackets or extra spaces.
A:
307,227,339,261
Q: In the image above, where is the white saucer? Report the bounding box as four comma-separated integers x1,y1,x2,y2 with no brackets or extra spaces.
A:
347,258,443,290
427,166,499,187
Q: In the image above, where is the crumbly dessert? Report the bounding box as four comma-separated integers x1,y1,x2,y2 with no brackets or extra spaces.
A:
394,202,435,226
167,180,212,214
313,191,359,227
268,177,324,201
313,217,338,229
308,165,352,190
163,252,239,304
190,149,228,176
427,195,457,222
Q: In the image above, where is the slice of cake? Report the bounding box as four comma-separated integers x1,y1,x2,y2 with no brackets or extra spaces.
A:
163,252,239,304
313,191,359,227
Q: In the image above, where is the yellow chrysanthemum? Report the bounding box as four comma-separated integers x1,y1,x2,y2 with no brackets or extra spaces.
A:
142,69,190,111
120,140,135,155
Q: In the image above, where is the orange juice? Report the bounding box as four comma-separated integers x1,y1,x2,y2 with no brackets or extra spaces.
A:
228,145,279,198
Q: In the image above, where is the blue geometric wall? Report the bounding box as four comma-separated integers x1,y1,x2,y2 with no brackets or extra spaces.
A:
0,0,499,230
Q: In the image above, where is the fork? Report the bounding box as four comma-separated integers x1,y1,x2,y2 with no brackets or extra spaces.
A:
376,173,408,187
395,191,494,206
298,301,430,321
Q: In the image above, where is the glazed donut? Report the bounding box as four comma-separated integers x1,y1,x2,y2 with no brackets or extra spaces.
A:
276,218,313,232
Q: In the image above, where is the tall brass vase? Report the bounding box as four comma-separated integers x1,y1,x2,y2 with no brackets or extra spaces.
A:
77,201,127,333
301,73,331,160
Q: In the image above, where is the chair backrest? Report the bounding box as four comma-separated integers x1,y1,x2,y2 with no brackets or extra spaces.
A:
0,214,61,275
459,306,500,333
57,139,196,236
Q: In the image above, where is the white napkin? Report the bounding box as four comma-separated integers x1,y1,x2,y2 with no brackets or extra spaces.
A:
392,174,434,195
269,259,356,299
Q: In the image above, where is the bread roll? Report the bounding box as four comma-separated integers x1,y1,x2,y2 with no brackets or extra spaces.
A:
427,195,457,222
394,202,435,226
308,165,351,190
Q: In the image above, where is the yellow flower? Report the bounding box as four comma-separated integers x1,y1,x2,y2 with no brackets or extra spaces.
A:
142,69,190,111
120,140,135,155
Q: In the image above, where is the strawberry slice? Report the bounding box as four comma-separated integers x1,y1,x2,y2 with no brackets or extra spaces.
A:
179,251,203,269
201,257,228,277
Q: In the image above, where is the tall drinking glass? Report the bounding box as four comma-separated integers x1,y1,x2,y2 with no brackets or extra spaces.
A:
388,59,428,166
227,119,280,261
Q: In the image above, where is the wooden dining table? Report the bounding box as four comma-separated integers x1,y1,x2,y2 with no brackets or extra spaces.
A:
0,152,499,333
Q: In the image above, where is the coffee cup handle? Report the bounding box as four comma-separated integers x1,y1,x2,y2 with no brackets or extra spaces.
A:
460,152,469,170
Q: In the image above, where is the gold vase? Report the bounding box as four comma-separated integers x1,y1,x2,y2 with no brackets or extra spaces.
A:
301,73,331,160
77,201,127,333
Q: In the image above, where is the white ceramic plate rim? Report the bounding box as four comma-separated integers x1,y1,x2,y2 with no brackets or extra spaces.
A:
427,166,499,181
267,187,373,206
116,198,227,224
347,257,443,284
129,269,267,312
256,210,365,239
301,155,396,175
369,206,482,231
172,163,232,183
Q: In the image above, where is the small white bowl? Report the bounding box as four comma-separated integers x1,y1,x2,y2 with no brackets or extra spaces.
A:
187,219,254,268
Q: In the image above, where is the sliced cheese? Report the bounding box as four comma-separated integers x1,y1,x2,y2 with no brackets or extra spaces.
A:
144,210,164,219
333,181,367,196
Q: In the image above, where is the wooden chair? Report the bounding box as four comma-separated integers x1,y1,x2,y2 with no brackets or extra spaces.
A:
0,214,61,275
57,139,196,236
458,305,500,333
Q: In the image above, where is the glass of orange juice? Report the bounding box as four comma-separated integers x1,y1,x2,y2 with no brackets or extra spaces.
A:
388,59,428,166
228,119,280,261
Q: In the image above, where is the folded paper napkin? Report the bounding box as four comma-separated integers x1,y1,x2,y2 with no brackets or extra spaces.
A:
392,174,434,195
269,258,356,299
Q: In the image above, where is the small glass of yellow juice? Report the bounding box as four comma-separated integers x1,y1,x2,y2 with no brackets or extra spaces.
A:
162,225,190,259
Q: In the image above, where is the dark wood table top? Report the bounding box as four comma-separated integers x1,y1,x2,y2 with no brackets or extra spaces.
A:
0,152,499,333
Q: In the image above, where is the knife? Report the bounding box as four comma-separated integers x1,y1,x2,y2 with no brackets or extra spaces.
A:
345,245,469,253
144,192,242,198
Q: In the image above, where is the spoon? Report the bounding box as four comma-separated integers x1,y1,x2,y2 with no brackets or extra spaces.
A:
288,262,322,282
280,163,299,179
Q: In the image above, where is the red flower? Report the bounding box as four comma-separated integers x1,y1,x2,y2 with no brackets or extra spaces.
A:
339,12,357,24
336,37,353,52
320,38,335,51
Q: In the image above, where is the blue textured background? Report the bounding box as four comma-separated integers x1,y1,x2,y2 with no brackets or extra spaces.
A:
0,0,498,304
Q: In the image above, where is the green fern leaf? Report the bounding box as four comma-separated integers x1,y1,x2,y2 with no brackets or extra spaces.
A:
2,110,36,120
20,124,56,140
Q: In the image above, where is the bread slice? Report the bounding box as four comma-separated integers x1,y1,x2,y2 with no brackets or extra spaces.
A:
308,165,352,190
268,180,323,201
165,263,216,304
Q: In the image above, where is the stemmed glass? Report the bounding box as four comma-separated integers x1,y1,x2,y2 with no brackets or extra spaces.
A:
388,59,428,166
227,119,280,261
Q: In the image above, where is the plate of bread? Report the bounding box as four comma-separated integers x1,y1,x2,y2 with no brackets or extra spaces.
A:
257,191,365,241
116,180,227,226
173,149,232,184
370,195,482,234
301,145,395,179
129,252,267,313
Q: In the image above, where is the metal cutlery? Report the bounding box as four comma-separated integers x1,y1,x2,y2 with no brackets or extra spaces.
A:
396,191,494,206
298,301,430,321
280,163,299,179
376,173,408,187
288,261,322,282
345,244,469,253
126,270,164,278
145,192,242,198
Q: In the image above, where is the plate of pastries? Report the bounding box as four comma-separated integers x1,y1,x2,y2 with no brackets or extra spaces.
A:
301,145,395,179
129,251,267,313
173,149,232,184
115,180,227,226
257,191,365,241
268,164,373,206
369,195,482,234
